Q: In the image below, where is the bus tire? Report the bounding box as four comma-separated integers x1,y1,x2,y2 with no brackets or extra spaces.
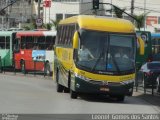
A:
64,87,70,93
56,68,64,92
70,90,77,99
20,60,26,74
57,83,64,93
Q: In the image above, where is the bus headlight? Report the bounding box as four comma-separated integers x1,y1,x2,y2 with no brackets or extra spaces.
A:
75,73,90,81
120,79,134,85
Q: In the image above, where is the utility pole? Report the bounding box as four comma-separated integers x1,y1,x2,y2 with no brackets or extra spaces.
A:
38,0,41,18
131,0,134,16
144,0,146,31
131,0,134,23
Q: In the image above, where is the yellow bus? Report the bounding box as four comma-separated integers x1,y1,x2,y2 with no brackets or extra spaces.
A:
54,15,144,101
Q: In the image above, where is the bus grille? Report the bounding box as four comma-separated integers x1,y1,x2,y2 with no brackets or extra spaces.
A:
85,79,121,86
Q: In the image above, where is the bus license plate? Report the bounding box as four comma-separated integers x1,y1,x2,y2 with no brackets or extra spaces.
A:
100,87,109,92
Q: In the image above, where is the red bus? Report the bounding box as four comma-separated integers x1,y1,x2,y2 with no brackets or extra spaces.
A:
14,31,56,75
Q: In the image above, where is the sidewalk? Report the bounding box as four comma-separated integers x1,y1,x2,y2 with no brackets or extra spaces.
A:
133,88,160,108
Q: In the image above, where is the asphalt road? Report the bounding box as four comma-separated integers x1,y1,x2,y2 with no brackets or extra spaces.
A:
0,73,159,114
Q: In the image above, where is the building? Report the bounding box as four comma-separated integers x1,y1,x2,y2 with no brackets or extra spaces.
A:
0,0,35,29
43,0,100,24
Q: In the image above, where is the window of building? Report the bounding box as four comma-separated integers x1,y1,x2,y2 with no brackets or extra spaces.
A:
65,14,77,19
56,14,63,21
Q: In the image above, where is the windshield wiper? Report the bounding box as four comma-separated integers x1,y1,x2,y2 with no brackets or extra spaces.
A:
91,48,104,72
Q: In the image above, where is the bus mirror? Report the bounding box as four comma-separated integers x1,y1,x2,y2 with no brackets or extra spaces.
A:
73,31,79,49
138,37,145,55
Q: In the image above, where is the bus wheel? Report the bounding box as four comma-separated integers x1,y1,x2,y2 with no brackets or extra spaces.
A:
64,87,70,93
45,62,52,76
21,60,26,74
56,68,64,92
57,83,64,93
70,90,77,99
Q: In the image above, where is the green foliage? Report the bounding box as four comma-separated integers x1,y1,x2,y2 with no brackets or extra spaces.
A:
133,13,148,30
22,16,59,31
43,23,52,30
22,23,36,30
42,20,59,30
50,19,59,30
113,7,126,18
22,16,37,30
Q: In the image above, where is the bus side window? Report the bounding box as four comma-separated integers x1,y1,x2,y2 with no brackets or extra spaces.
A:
21,36,26,49
6,36,10,49
65,26,69,45
0,37,5,49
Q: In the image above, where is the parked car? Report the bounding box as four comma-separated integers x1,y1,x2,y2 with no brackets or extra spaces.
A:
140,61,160,91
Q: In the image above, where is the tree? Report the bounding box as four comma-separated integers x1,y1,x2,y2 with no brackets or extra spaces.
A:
133,13,148,30
50,19,59,30
43,20,59,31
22,16,36,30
113,6,126,18
43,23,52,30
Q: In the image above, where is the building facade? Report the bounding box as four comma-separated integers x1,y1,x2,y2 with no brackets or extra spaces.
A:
43,0,96,24
0,0,34,29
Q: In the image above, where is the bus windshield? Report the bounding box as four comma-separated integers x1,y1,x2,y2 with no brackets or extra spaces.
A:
76,29,136,74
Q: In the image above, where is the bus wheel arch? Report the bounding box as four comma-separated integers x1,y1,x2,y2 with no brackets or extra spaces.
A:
70,71,78,99
64,71,71,93
56,67,64,92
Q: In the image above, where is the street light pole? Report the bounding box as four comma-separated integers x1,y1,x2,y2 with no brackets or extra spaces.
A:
144,0,146,31
111,0,113,17
38,0,41,18
131,0,134,16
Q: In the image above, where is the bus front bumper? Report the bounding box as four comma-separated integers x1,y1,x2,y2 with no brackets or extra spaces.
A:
74,77,134,96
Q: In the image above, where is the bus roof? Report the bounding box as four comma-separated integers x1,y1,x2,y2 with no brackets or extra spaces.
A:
0,31,16,36
59,15,135,33
16,31,56,38
151,33,160,38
